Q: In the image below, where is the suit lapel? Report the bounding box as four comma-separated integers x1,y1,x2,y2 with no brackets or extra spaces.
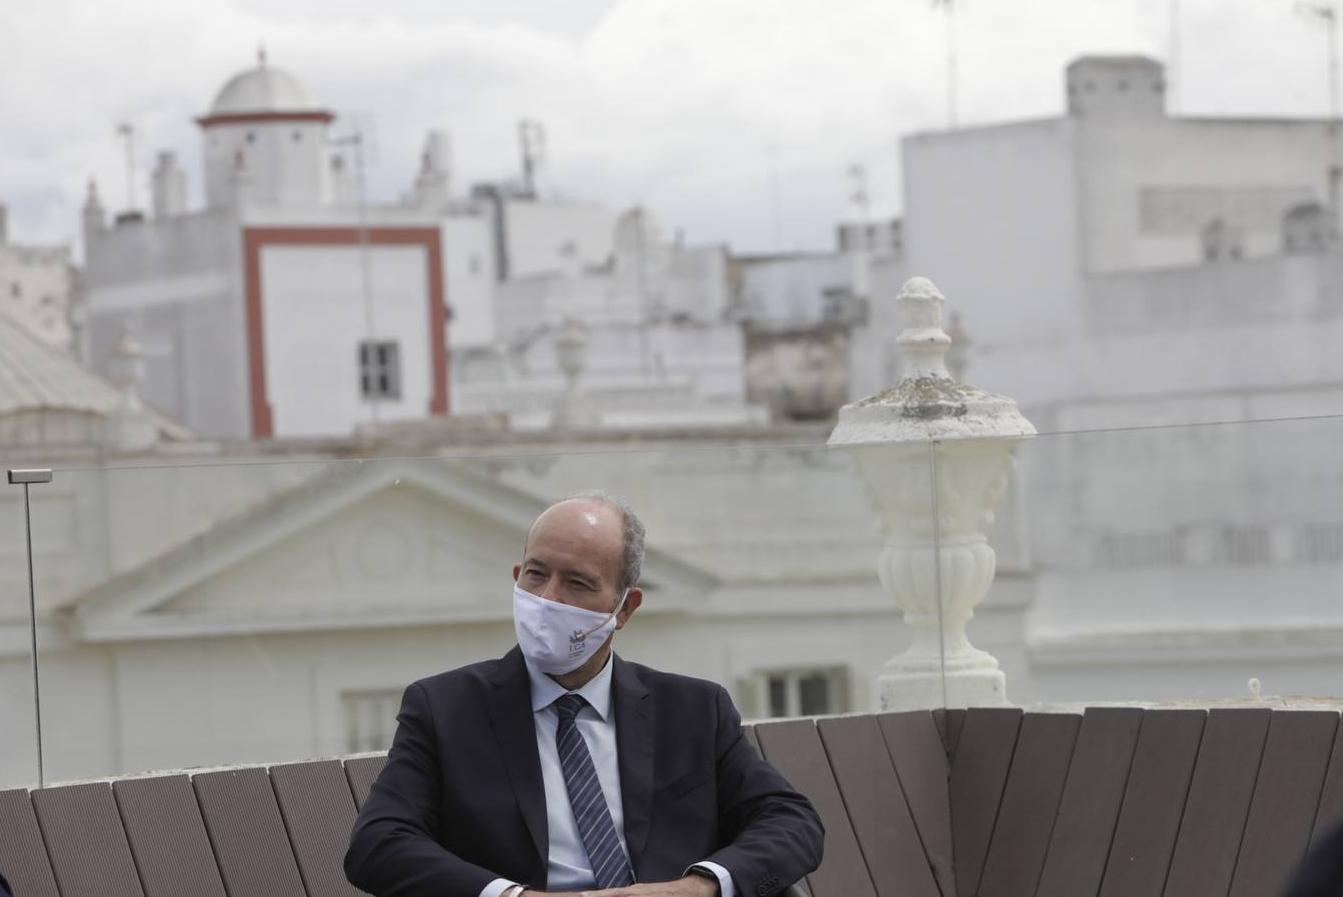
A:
485,647,548,871
613,653,655,871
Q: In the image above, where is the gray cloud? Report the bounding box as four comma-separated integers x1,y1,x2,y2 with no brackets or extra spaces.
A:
0,0,1335,255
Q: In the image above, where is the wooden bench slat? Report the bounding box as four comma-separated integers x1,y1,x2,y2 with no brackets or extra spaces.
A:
817,715,940,897
977,713,1081,897
113,775,229,897
343,755,387,809
878,711,956,897
1035,707,1144,897
1097,709,1206,897
950,708,1023,897
1311,712,1343,843
1228,711,1341,897
270,760,365,897
946,710,967,760
193,767,307,897
0,789,60,897
755,719,877,897
1160,708,1271,897
31,782,146,897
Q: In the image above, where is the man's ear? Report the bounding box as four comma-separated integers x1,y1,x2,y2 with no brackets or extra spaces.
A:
512,564,521,582
615,588,642,629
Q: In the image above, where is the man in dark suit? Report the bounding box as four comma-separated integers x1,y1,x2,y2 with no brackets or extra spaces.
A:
345,494,823,897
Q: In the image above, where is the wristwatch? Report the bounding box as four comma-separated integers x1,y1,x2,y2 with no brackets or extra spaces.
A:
687,866,721,894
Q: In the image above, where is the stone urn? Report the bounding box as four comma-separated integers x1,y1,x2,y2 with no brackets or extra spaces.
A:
828,277,1035,710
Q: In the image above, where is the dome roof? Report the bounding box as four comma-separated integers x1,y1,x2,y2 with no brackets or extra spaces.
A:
199,55,332,125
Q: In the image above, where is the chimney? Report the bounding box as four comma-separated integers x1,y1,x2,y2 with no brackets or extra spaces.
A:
151,151,187,218
412,131,451,209
82,180,108,245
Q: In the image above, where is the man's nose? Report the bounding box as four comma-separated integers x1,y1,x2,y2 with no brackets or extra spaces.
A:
536,576,564,602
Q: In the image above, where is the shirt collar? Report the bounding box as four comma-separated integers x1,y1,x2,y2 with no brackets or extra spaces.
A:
524,652,616,722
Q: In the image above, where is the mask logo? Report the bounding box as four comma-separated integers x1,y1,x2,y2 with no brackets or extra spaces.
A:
568,630,587,656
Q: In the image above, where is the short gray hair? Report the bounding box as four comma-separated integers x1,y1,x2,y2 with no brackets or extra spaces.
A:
551,490,646,592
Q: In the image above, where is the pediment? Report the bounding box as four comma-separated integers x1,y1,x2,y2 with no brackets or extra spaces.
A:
71,460,715,642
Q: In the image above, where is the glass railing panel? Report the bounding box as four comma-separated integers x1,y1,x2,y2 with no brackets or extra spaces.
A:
21,437,922,783
970,413,1343,707
1,468,47,788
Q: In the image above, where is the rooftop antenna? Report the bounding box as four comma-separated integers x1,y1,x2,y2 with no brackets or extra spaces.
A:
1168,0,1181,115
933,0,958,129
846,164,873,298
329,128,379,427
518,119,545,198
257,43,267,67
1297,2,1341,230
767,143,783,251
115,122,137,212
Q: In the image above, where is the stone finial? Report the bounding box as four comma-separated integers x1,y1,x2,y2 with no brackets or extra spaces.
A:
894,276,952,380
108,323,146,391
106,323,158,452
828,276,1034,445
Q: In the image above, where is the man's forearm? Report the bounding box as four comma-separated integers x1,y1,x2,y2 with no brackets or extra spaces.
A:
521,874,718,897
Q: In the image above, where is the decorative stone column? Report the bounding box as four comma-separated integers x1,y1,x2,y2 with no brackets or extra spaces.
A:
828,277,1035,710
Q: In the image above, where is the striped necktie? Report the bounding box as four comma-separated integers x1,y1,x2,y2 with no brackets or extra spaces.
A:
553,693,636,888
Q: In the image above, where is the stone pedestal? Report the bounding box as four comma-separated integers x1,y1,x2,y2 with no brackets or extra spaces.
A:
828,277,1035,711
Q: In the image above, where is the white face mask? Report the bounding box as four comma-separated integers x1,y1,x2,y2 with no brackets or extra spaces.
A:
512,583,629,675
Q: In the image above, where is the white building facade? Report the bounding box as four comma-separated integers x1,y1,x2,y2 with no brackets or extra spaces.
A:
82,57,766,440
0,205,80,353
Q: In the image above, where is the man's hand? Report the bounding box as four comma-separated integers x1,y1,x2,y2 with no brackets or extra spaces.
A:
523,876,719,897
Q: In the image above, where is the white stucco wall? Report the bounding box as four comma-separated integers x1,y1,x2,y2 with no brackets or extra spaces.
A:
1076,116,1331,274
901,118,1083,401
0,241,75,350
84,210,249,438
203,120,330,210
261,244,433,437
442,212,496,348
736,254,852,327
503,200,617,280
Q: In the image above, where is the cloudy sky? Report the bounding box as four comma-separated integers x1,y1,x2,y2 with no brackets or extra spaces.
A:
0,0,1336,255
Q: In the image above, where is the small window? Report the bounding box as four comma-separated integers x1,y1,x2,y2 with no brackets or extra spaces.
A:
10,283,20,298
358,339,402,400
246,131,257,144
756,667,849,718
343,689,402,753
292,131,303,143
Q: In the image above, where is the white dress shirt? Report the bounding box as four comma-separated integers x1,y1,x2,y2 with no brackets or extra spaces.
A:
479,655,734,897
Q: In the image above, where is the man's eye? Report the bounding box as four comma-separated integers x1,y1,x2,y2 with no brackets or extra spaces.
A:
569,579,592,590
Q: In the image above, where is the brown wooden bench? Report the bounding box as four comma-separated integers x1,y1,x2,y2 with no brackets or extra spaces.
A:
2,708,1339,897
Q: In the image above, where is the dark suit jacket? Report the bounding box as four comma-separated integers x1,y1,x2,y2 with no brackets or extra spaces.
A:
1283,818,1343,897
345,647,824,897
